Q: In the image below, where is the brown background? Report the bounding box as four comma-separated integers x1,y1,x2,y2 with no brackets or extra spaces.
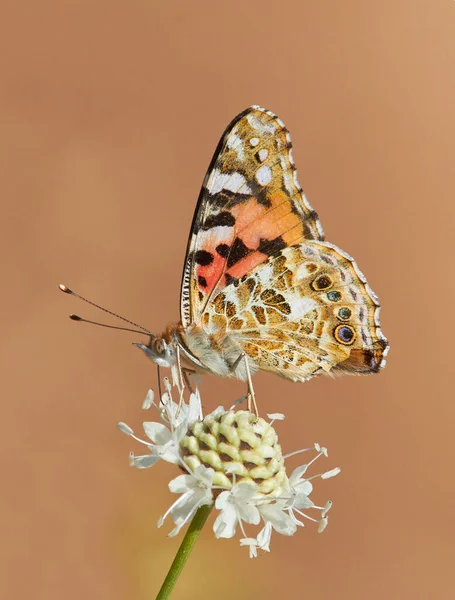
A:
1,1,454,599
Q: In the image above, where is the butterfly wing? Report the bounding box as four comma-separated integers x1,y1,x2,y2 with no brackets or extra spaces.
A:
180,106,324,328
202,241,389,381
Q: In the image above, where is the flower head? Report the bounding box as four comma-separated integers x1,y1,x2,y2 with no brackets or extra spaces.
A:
118,379,340,557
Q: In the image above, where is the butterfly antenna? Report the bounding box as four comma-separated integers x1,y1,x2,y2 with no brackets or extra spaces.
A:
68,314,151,336
59,284,153,335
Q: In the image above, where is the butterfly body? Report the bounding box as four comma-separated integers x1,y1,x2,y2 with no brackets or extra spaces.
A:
141,106,389,383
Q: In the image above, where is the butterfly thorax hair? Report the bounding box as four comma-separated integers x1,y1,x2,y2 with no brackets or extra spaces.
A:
142,323,252,380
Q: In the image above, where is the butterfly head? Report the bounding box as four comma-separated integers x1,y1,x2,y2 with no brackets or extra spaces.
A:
134,335,177,368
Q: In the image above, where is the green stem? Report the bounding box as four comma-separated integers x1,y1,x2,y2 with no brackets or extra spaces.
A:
156,504,213,600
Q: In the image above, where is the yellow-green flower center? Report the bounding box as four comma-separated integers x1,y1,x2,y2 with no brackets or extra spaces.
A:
180,410,286,495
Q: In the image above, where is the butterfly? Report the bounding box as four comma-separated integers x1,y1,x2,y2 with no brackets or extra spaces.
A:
139,106,389,386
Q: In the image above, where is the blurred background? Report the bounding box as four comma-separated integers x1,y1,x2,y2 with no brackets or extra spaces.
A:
1,1,454,598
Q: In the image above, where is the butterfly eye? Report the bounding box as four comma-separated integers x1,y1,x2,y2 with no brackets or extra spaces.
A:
334,325,356,345
311,275,333,291
327,290,341,302
154,338,165,354
337,307,352,321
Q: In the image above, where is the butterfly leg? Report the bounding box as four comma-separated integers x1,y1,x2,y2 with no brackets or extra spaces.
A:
157,365,164,404
176,345,185,389
182,368,196,394
230,353,258,414
174,346,188,415
231,352,258,416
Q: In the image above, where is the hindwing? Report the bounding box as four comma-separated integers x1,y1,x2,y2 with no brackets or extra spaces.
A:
201,242,389,381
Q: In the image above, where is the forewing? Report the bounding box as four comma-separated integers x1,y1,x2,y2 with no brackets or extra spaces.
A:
202,241,389,382
180,106,324,327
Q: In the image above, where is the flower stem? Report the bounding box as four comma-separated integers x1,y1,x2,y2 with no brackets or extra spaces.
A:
156,504,213,600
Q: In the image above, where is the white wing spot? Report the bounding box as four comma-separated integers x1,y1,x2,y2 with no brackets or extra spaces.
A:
255,165,272,186
294,262,318,282
247,113,276,133
291,297,318,320
258,149,268,162
250,137,259,147
227,132,245,160
207,169,253,195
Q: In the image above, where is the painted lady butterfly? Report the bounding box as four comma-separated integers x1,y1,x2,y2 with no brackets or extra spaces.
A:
140,106,389,385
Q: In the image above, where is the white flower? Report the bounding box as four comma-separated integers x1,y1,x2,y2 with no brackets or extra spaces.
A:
256,522,272,552
258,501,297,536
284,449,340,533
213,482,261,538
240,537,259,558
118,378,341,557
117,387,202,469
159,465,215,537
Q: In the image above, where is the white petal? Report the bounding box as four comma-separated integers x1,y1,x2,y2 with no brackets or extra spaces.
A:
193,465,215,487
233,482,259,502
257,522,272,552
321,467,341,479
215,491,231,510
289,511,304,527
318,517,328,533
170,494,199,525
161,395,180,424
267,413,285,421
171,489,212,527
237,503,261,525
143,421,172,444
289,464,309,483
213,503,238,538
213,518,227,537
142,389,155,410
169,474,196,494
260,504,297,536
173,421,190,443
157,442,182,465
240,538,258,558
210,406,227,420
117,422,134,435
293,479,313,496
174,406,190,428
293,493,315,510
188,391,203,423
240,537,258,545
130,453,161,469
